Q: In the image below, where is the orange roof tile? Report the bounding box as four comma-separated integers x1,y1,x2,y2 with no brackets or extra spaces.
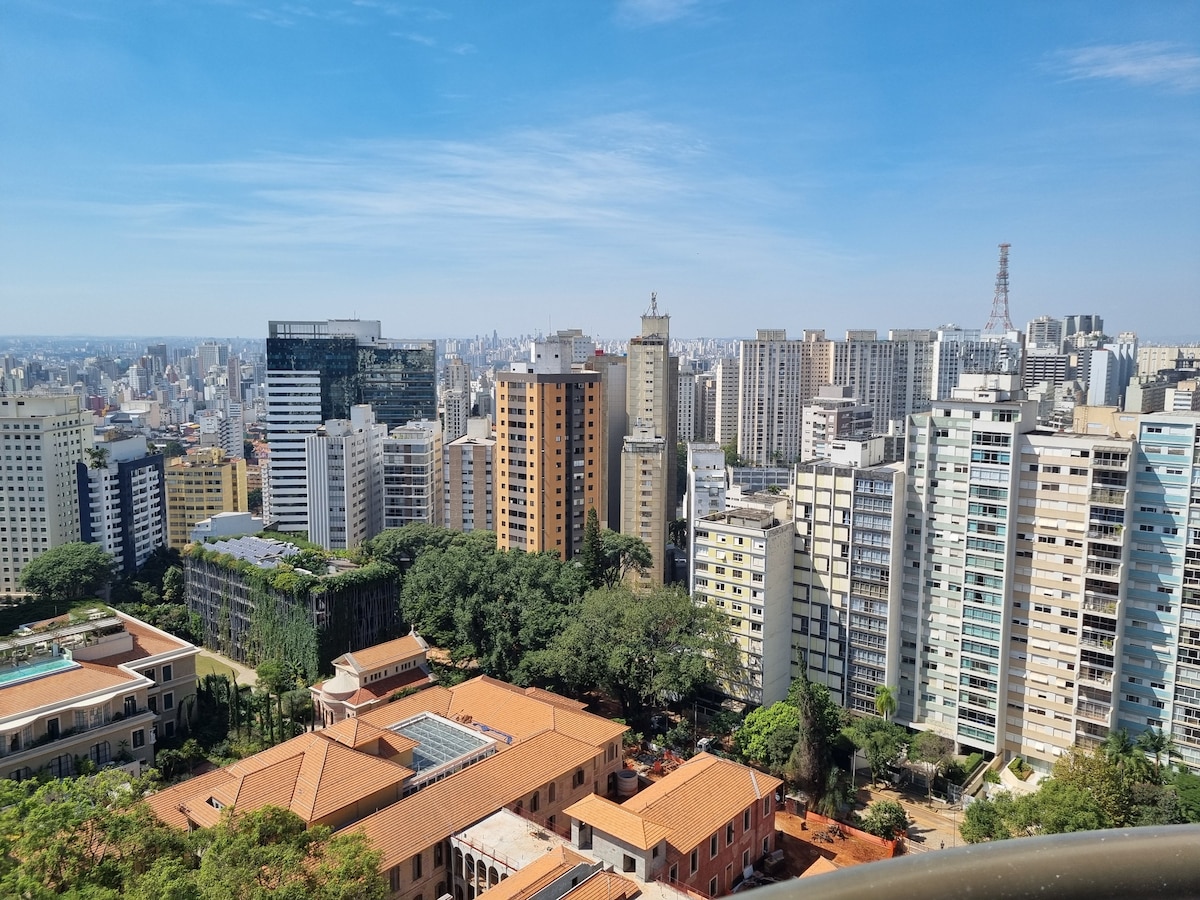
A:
358,685,454,728
339,667,435,708
335,634,427,673
800,857,840,878
357,729,601,870
563,794,671,851
146,767,233,829
561,870,640,900
149,732,411,828
622,753,782,855
0,659,140,720
476,847,594,900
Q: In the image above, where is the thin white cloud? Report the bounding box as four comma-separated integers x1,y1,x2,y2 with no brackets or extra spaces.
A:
80,114,824,274
395,31,436,46
615,0,704,27
1052,41,1200,92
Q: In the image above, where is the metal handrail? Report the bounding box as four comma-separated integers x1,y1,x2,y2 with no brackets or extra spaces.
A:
753,824,1200,900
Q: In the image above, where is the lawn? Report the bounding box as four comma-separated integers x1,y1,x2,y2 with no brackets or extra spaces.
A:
196,653,240,681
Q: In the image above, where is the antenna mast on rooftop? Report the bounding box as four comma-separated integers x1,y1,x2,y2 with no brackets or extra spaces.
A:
984,243,1014,333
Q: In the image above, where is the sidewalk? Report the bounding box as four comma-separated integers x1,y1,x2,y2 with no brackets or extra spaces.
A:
857,783,964,851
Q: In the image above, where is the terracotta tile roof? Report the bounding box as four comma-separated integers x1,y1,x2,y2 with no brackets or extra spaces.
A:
335,634,427,673
358,685,454,728
339,667,435,708
357,729,601,870
563,794,671,851
562,870,640,900
800,857,840,878
320,717,422,754
0,660,140,720
146,767,232,829
622,753,782,855
436,677,626,748
148,732,412,828
476,847,594,900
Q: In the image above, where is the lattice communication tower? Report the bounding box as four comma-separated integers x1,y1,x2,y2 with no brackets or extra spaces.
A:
984,242,1014,333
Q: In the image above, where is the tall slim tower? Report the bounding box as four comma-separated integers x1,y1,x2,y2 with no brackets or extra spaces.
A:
621,295,678,584
984,243,1015,333
495,334,605,560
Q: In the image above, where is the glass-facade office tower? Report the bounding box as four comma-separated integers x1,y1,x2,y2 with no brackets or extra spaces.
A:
265,320,435,532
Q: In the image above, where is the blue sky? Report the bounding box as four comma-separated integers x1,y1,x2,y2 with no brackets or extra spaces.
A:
3,0,1197,340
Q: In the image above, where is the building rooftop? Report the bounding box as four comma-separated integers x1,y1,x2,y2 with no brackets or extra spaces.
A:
391,712,494,774
200,535,299,568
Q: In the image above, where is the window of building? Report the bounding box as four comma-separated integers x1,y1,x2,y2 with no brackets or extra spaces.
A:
744,809,751,832
132,729,145,749
726,823,734,845
389,867,401,893
573,769,585,788
670,864,679,883
710,834,718,858
690,850,698,874
530,791,540,813
413,852,423,880
710,877,719,895
623,855,636,873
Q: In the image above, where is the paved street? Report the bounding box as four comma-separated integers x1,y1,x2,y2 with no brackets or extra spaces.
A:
856,784,964,852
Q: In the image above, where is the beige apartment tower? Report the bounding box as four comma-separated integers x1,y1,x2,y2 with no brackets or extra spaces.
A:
0,395,92,594
165,449,249,549
620,297,678,584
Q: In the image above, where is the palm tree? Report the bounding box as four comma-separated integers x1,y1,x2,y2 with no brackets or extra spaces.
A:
1135,728,1179,783
874,684,898,721
1102,727,1151,782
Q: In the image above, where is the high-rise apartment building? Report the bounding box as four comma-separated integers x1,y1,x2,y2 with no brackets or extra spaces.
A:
77,434,166,574
444,431,495,533
0,395,91,594
793,459,905,716
381,420,444,529
621,299,678,584
830,331,896,432
930,326,1021,401
1122,414,1200,770
495,335,604,560
443,357,472,444
800,386,874,463
1026,316,1065,351
265,320,435,532
583,351,626,529
713,358,739,449
677,367,697,443
737,330,831,466
693,502,794,705
306,406,386,550
695,371,717,442
165,449,249,549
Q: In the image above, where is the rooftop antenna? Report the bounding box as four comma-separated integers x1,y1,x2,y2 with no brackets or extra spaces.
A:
647,291,659,316
984,243,1014,333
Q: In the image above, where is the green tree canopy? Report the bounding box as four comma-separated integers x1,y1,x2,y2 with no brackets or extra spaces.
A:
366,524,485,573
598,531,653,587
0,775,386,899
734,702,800,774
400,534,583,683
19,541,114,601
910,730,955,800
844,717,907,787
785,672,847,813
531,584,738,719
858,799,909,839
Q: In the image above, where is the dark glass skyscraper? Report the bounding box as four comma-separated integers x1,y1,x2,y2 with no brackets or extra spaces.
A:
265,320,435,531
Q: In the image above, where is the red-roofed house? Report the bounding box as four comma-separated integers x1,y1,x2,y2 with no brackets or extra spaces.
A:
310,632,436,725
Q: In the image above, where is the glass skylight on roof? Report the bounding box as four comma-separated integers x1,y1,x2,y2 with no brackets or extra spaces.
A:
392,713,492,773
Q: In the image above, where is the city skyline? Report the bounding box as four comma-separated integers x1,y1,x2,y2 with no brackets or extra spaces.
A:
5,2,1197,338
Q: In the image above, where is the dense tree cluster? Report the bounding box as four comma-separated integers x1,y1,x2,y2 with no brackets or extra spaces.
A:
18,542,115,602
0,772,385,899
961,729,1200,842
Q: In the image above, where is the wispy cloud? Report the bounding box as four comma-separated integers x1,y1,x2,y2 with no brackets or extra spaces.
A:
79,114,819,276
1051,41,1200,92
614,0,706,27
